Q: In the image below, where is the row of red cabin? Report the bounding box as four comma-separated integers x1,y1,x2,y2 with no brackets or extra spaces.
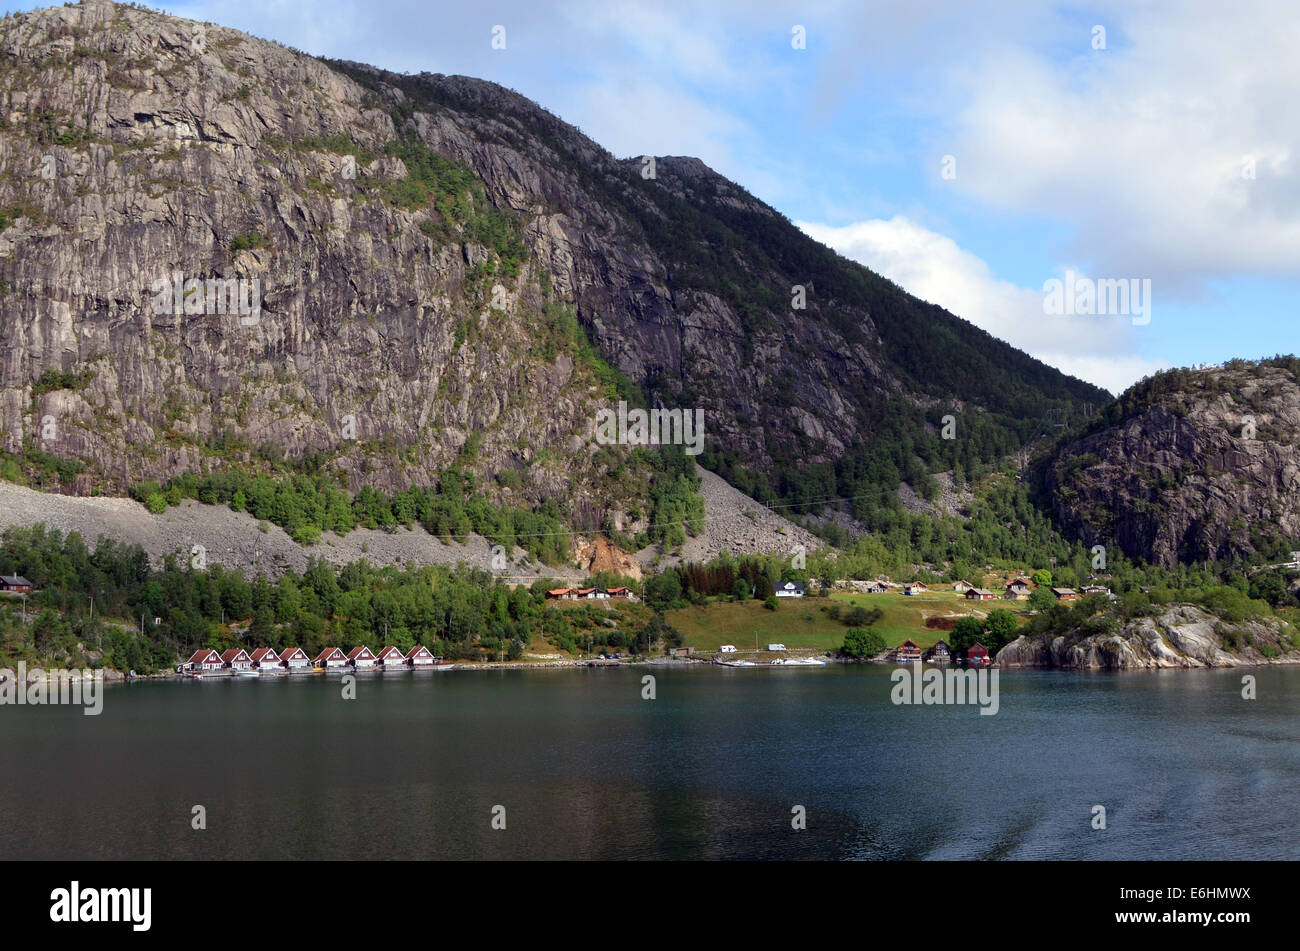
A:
184,645,439,671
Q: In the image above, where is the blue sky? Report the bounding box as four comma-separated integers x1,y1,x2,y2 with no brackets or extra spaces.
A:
16,0,1299,394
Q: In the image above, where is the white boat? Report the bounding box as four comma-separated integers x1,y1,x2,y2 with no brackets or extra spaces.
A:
235,669,260,677
719,659,757,667
783,656,827,667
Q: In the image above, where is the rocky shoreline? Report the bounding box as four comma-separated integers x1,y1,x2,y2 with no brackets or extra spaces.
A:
996,604,1300,669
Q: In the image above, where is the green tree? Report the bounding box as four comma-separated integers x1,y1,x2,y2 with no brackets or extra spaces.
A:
841,627,887,658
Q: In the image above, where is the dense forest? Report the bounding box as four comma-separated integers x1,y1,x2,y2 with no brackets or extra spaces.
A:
0,523,672,674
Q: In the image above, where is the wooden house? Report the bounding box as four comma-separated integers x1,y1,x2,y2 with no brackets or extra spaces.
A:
0,574,33,593
186,648,222,672
1051,587,1079,602
220,648,252,671
923,640,952,664
406,645,435,667
966,587,996,601
377,646,407,668
895,639,922,663
250,647,281,671
313,647,347,669
968,642,991,666
280,647,310,670
346,646,377,669
1005,581,1033,600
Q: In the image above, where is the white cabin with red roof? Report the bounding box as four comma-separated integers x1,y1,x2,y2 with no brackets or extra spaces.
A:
406,645,435,667
347,645,377,669
250,647,281,672
377,646,406,668
186,648,222,672
280,647,310,670
220,648,252,670
313,647,346,669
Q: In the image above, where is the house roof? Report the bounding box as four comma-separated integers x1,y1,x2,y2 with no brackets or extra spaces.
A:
1051,587,1077,596
406,645,432,658
607,586,630,594
928,640,951,651
346,646,376,660
313,647,344,661
898,639,920,649
378,646,404,658
969,642,989,652
187,648,219,664
250,647,279,662
778,581,805,590
547,588,572,595
220,648,250,663
0,575,32,586
281,647,306,659
969,588,994,596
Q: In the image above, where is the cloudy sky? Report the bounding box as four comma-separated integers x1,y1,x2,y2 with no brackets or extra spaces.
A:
19,0,1298,394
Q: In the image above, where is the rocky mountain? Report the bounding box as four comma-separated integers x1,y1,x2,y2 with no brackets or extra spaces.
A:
997,603,1300,669
0,0,1105,544
1045,357,1300,567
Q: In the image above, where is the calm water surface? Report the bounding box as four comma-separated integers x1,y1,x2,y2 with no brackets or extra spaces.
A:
2,665,1297,859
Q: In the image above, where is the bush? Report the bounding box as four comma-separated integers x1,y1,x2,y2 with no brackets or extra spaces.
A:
763,595,778,611
842,627,887,658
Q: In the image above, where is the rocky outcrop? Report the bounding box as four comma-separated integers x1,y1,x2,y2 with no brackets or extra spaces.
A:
996,604,1300,669
1046,360,1300,566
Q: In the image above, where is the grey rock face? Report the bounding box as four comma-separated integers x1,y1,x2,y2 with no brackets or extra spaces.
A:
996,605,1300,669
1047,364,1300,566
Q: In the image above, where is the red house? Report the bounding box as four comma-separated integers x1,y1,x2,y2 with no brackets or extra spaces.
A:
966,588,996,601
250,647,281,672
280,646,310,670
377,646,406,668
220,648,252,671
895,639,922,663
0,574,34,593
346,645,377,669
186,648,222,672
968,642,991,667
406,645,435,667
313,647,347,669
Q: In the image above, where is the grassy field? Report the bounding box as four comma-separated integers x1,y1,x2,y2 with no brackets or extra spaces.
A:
668,591,1000,653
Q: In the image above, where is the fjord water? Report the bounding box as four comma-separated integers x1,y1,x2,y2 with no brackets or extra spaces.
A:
2,666,1297,860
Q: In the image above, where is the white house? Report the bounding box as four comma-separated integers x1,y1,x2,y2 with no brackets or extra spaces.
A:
250,647,282,672
406,645,435,667
313,647,347,669
186,648,222,672
377,646,407,668
220,648,252,671
774,581,805,598
347,646,378,669
280,647,310,670
719,645,737,653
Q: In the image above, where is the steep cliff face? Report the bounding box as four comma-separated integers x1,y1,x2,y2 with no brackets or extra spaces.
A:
0,0,1104,528
996,604,1300,669
1046,360,1300,566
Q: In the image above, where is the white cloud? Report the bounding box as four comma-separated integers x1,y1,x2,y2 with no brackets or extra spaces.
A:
944,0,1300,292
797,215,1170,394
